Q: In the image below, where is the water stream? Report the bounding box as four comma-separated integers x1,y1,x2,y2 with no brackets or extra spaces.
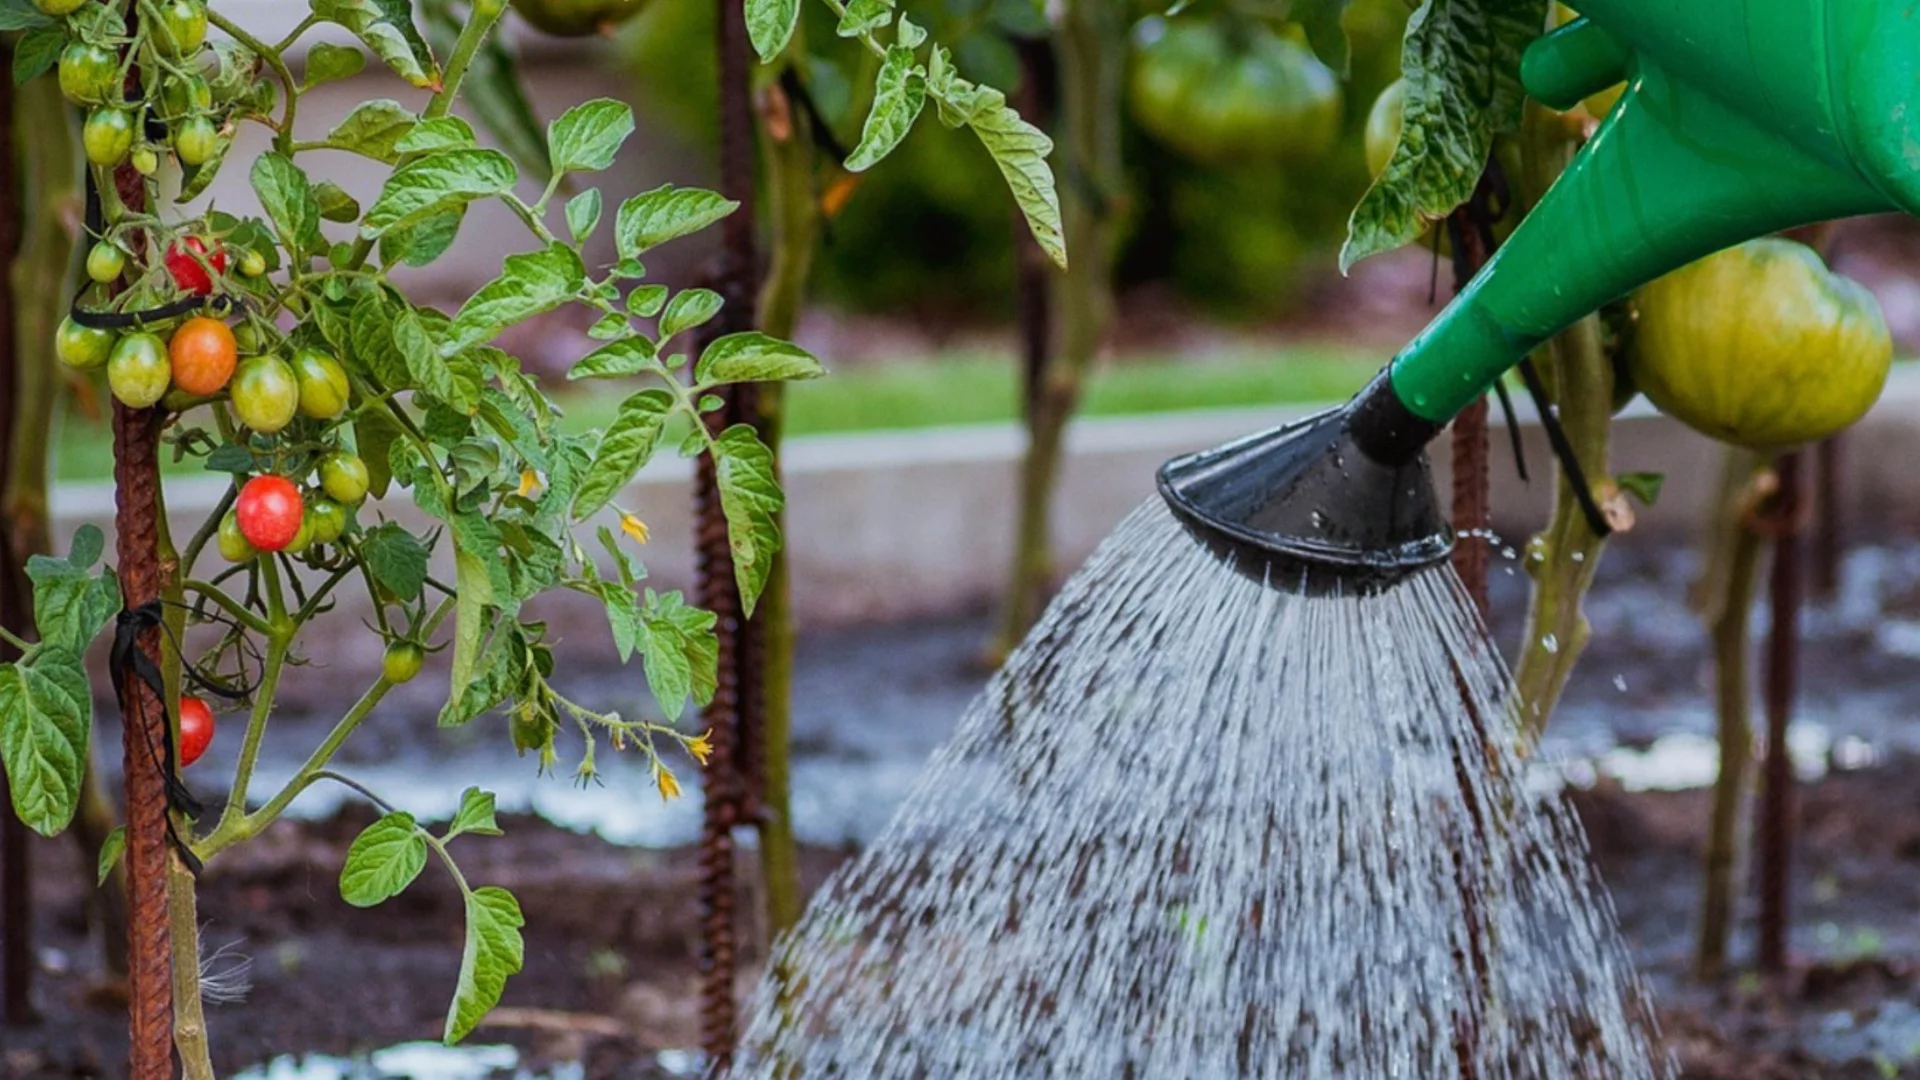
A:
722,502,1675,1078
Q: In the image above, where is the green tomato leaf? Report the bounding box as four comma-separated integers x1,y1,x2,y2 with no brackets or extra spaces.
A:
625,284,668,318
845,46,925,173
694,331,824,385
360,523,430,602
836,0,892,38
927,73,1065,268
0,0,52,31
444,530,499,728
711,424,785,617
1616,471,1665,507
251,153,323,255
439,623,522,727
565,189,602,244
351,291,414,390
12,26,61,86
325,99,418,163
614,184,737,260
311,0,438,88
573,389,673,518
1341,0,1545,271
445,886,525,1044
313,180,362,223
547,98,633,174
397,306,474,412
97,825,124,886
894,13,926,48
25,526,120,656
395,115,477,154
658,289,723,340
447,787,503,840
566,337,659,381
0,649,92,837
362,149,517,238
635,589,719,721
1294,0,1355,76
303,42,367,88
445,243,586,354
380,205,466,268
339,811,427,907
746,0,801,61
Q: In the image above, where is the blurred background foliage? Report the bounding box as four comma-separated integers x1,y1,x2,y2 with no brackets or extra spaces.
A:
618,0,1412,323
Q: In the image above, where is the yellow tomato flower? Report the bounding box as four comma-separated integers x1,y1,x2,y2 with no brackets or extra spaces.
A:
656,766,681,802
686,730,714,766
619,512,650,545
517,469,540,498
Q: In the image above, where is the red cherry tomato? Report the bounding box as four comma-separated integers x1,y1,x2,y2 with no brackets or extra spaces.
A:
234,474,304,552
165,236,227,296
177,697,214,767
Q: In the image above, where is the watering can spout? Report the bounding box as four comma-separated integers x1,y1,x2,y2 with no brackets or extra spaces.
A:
1160,0,1920,593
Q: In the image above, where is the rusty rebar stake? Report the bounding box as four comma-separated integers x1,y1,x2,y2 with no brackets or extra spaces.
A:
1757,451,1804,973
1446,193,1497,618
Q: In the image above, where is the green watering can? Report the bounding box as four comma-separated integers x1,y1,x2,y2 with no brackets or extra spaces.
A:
1159,0,1920,594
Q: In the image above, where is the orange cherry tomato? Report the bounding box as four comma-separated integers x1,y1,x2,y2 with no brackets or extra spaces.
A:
168,316,237,396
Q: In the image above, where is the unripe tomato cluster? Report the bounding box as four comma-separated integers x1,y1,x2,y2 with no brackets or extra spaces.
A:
222,449,367,559
47,0,232,173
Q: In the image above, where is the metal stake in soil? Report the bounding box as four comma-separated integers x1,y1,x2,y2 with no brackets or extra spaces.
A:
1758,451,1804,973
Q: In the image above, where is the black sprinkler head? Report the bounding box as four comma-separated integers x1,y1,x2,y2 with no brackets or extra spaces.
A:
1156,370,1452,595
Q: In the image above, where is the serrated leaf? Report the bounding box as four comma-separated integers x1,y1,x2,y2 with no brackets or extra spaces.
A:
0,0,52,32
314,180,362,222
445,886,524,1044
204,444,256,474
1341,0,1545,271
444,244,585,354
659,289,723,339
625,284,668,318
304,42,367,87
712,424,785,616
12,26,60,86
360,523,429,602
565,189,602,243
395,115,476,153
362,150,516,238
0,650,91,837
97,825,124,886
447,787,503,840
339,812,427,907
586,313,628,341
746,0,800,61
351,291,413,390
548,98,633,174
939,82,1065,268
426,4,550,184
635,590,718,721
573,390,673,517
439,624,522,727
25,526,120,656
567,337,659,381
397,306,473,412
252,153,323,254
695,331,824,385
614,184,737,260
312,0,438,88
846,46,925,172
380,205,466,268
326,99,418,163
836,0,892,38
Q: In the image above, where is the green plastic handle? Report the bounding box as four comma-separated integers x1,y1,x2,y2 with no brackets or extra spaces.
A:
1388,0,1920,424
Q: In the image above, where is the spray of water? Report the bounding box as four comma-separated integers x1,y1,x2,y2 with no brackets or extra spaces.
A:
728,501,1674,1078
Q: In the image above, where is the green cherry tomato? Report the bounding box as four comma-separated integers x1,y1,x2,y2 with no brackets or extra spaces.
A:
173,115,219,168
290,347,350,419
131,146,159,176
283,510,316,555
33,0,88,15
56,316,114,371
239,249,267,278
230,354,299,434
83,107,135,166
158,73,210,120
216,511,257,563
58,43,120,106
233,322,262,353
153,0,209,58
305,494,349,545
382,641,426,685
107,333,171,409
319,451,371,505
86,240,127,284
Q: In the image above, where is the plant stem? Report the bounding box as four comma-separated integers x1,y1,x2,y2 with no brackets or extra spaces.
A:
205,8,297,154
209,635,289,840
169,853,215,1080
425,0,507,121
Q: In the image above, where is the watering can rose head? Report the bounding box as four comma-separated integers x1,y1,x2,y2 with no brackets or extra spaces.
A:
1626,239,1891,451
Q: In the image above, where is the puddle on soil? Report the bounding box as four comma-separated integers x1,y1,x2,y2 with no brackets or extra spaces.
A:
232,1043,705,1080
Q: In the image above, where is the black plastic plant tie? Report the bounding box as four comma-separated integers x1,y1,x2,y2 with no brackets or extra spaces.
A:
1516,357,1614,539
777,66,850,165
72,168,243,331
1491,377,1529,484
110,602,208,873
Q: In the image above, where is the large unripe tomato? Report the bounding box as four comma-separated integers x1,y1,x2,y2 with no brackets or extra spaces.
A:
158,73,210,120
304,494,348,546
382,641,425,685
165,236,227,296
152,0,208,57
1628,238,1893,449
176,696,214,767
319,451,370,506
83,107,135,166
172,115,220,167
1129,18,1341,167
217,510,256,563
290,347,350,419
230,354,298,433
56,317,114,371
107,333,170,409
169,317,237,395
511,0,646,37
58,43,120,106
235,475,304,552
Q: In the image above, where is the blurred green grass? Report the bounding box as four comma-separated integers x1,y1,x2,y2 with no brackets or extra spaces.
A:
54,343,1381,482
